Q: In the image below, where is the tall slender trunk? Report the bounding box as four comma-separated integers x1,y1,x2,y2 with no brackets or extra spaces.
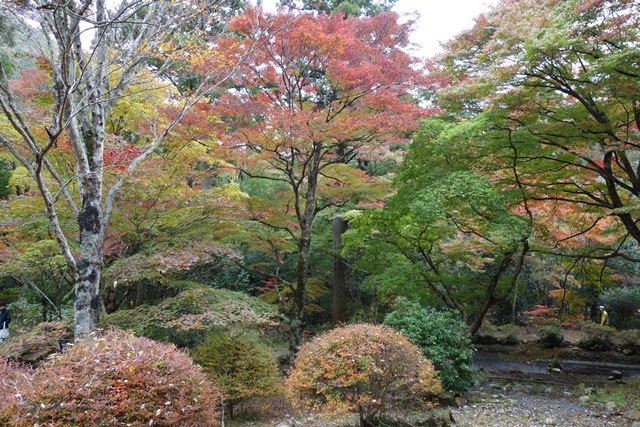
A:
290,223,311,353
74,176,104,339
332,216,348,325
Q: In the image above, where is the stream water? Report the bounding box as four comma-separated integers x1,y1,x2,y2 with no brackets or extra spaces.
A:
474,352,640,378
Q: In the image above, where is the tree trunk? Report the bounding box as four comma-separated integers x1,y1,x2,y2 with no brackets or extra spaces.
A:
511,286,518,325
74,187,104,339
289,214,313,353
332,216,348,325
467,241,529,336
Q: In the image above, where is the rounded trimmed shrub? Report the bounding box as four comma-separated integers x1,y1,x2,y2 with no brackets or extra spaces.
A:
537,325,566,348
383,298,475,394
191,329,281,418
578,322,614,351
285,323,441,427
1,329,220,427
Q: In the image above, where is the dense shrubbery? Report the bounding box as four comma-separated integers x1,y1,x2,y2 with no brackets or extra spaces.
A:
383,298,475,394
102,286,279,348
601,287,640,329
0,320,73,366
578,323,615,351
285,323,441,427
0,358,32,415
537,325,566,348
0,329,221,427
191,329,281,418
618,329,640,355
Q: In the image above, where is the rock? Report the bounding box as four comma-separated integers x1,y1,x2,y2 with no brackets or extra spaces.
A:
455,396,467,407
275,417,298,427
584,387,596,394
489,383,501,389
605,401,617,412
544,387,553,394
578,396,590,403
562,391,573,398
632,423,640,427
610,370,623,379
629,410,640,421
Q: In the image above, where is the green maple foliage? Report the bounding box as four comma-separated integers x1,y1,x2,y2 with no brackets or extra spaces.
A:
437,0,640,252
343,117,531,335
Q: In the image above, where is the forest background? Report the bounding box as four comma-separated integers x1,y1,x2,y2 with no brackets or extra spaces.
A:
1,0,640,362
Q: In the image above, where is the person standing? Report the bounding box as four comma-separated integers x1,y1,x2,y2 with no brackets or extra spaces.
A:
599,305,609,326
0,301,10,343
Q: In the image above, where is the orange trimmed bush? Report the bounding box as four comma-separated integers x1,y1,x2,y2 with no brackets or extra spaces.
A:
285,323,442,427
0,329,220,427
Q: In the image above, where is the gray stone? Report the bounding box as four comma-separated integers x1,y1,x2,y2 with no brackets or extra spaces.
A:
275,418,298,427
610,370,623,379
578,395,590,403
605,401,617,412
632,422,640,427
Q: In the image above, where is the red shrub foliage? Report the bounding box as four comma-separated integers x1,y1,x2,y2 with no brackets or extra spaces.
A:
0,357,33,415
0,329,220,427
285,324,442,424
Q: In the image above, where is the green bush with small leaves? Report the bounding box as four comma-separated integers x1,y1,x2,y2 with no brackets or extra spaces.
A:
578,322,615,351
191,329,281,418
383,298,475,394
537,325,566,348
601,286,640,329
102,286,280,348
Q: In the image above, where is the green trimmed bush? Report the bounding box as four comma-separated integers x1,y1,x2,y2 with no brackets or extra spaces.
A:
285,323,441,427
578,323,615,351
537,325,566,348
618,329,640,355
383,298,475,394
102,286,280,348
191,329,281,418
601,287,640,329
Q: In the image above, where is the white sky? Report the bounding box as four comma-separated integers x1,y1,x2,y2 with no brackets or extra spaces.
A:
394,0,499,57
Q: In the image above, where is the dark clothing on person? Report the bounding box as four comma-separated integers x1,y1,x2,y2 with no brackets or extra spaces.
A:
0,307,10,330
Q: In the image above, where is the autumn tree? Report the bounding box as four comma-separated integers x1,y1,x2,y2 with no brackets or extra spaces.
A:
211,8,429,351
436,0,640,257
0,0,247,339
